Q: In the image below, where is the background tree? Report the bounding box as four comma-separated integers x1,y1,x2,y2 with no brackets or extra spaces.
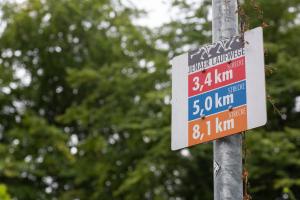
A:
0,0,299,199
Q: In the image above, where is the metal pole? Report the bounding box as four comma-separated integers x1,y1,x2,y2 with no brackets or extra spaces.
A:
212,0,243,200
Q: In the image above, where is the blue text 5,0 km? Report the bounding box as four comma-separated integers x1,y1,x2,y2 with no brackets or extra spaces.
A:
188,80,247,121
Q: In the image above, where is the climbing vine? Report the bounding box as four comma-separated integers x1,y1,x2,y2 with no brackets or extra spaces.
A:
235,0,272,199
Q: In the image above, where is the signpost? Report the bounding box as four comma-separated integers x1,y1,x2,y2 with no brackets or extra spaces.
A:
212,1,243,199
171,27,267,151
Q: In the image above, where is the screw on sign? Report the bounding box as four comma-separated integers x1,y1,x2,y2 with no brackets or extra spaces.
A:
171,27,267,150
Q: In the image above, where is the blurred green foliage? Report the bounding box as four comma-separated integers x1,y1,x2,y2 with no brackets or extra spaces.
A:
0,0,299,199
0,184,11,200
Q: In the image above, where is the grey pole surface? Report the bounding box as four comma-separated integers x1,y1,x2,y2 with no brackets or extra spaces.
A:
212,0,243,200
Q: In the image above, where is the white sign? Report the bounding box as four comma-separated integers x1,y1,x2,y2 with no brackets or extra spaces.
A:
171,27,267,150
